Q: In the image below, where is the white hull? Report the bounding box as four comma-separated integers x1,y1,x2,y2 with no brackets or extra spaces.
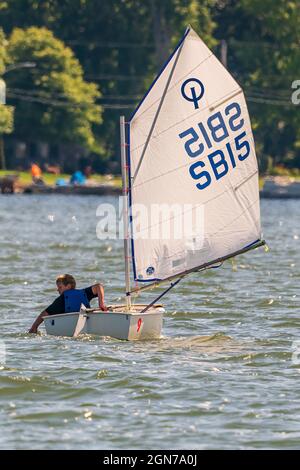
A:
43,305,164,340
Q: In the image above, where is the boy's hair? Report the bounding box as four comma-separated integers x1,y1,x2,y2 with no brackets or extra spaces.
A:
56,274,76,289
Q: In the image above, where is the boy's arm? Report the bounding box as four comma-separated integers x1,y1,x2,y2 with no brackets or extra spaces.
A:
28,311,49,333
91,283,108,311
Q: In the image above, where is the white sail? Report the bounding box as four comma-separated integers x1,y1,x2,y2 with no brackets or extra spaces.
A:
128,27,262,283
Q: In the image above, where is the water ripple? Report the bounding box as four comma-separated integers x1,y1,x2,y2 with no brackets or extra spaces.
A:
1,196,300,449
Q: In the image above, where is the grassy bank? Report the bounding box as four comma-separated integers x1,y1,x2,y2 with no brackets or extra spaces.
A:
0,170,122,188
1,170,298,192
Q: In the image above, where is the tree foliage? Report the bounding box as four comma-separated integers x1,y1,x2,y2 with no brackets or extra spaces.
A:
0,1,299,171
213,0,300,170
0,104,13,133
7,26,102,151
0,28,6,75
0,28,14,135
0,1,217,169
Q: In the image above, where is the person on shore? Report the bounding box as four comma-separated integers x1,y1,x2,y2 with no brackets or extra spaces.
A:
83,165,92,178
70,170,86,185
29,274,108,334
30,162,44,185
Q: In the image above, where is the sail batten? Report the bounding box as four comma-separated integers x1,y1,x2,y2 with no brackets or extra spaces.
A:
128,27,262,284
130,87,243,155
209,89,242,111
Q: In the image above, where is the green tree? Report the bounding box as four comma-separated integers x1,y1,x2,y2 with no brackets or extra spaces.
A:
6,26,102,158
0,1,217,171
0,28,14,169
213,0,300,171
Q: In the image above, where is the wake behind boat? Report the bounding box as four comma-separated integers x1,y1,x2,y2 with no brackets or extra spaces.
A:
43,26,265,340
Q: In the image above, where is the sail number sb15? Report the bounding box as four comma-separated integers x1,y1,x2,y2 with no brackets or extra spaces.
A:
179,101,250,190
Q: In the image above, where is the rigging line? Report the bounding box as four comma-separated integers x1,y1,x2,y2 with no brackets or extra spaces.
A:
22,81,294,102
7,92,91,108
8,87,141,101
104,103,135,108
139,260,224,313
247,96,295,106
7,87,84,100
66,41,155,48
129,81,296,155
141,277,183,313
102,104,134,109
7,92,72,106
89,73,298,84
8,87,67,98
63,38,286,48
7,92,133,109
131,37,187,186
246,91,293,100
227,39,282,49
245,86,293,96
86,74,146,80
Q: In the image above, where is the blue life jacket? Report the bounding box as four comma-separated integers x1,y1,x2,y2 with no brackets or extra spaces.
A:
64,289,90,313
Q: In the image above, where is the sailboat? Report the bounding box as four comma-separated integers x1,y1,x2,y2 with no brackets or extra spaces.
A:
43,26,264,340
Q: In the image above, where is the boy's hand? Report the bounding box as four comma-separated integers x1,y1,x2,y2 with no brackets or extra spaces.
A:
100,304,108,312
28,327,38,334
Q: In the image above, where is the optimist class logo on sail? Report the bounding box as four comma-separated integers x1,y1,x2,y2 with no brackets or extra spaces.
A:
181,78,205,109
179,79,250,190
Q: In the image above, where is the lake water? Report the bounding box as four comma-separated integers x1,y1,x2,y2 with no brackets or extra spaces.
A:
0,195,299,449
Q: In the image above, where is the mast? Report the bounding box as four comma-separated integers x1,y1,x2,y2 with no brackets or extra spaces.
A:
120,116,131,310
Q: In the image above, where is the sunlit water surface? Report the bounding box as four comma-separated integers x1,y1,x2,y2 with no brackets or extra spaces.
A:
0,195,299,449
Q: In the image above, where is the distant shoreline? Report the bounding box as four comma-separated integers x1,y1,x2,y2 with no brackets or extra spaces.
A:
22,184,122,196
0,170,122,195
2,174,300,198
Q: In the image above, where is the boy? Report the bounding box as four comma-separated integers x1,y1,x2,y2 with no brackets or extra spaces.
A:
29,274,107,333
